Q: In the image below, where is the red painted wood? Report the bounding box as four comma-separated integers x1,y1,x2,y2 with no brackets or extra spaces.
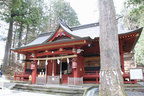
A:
54,60,57,75
17,40,89,53
47,60,52,75
49,27,61,42
120,40,125,74
32,60,37,84
83,81,99,84
72,57,79,77
36,50,73,57
24,54,28,74
49,27,74,42
14,72,30,81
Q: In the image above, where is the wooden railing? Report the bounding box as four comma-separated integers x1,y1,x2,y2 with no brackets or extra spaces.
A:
84,71,99,83
84,71,136,84
14,72,30,81
85,71,99,74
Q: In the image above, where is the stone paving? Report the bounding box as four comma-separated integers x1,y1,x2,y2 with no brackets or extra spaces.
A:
0,89,59,96
0,75,144,96
126,91,144,96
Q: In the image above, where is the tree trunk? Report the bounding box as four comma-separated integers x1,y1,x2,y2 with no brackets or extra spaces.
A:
25,25,29,45
98,0,126,96
11,25,17,66
17,23,23,60
3,20,14,71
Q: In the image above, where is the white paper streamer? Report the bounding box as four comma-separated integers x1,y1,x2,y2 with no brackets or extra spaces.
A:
45,60,48,65
57,59,60,64
67,58,69,64
37,60,40,65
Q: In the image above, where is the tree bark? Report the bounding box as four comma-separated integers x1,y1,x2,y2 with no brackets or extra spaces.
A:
98,0,126,96
3,20,14,71
11,25,17,65
17,23,23,60
25,24,29,45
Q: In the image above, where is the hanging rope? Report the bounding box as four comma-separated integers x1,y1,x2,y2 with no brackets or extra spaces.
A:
30,55,77,60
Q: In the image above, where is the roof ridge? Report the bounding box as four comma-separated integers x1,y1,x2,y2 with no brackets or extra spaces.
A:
38,32,54,37
71,22,99,30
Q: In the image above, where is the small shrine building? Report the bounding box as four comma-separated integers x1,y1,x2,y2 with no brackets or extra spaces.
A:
13,22,143,85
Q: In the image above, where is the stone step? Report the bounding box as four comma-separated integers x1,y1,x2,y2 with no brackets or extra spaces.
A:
12,84,86,95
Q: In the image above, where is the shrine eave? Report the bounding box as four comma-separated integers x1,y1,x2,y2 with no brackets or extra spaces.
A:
12,37,92,53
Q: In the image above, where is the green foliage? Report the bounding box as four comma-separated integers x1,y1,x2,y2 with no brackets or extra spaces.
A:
127,0,144,5
124,0,144,65
135,33,144,65
49,0,80,27
51,0,80,26
1,0,80,46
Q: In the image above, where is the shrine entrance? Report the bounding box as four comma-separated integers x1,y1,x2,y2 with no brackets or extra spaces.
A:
31,55,77,85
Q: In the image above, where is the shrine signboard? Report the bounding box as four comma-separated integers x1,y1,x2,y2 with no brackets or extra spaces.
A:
130,68,143,80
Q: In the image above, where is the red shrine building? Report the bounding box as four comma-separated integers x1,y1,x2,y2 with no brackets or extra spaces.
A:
13,22,143,85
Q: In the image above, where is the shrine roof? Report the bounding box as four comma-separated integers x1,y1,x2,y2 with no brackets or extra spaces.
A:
13,22,143,52
26,32,53,46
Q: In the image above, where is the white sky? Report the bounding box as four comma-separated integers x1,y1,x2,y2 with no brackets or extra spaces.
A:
68,0,125,24
0,0,125,60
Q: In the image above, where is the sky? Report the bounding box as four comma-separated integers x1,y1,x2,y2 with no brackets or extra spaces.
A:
67,0,125,24
0,0,125,61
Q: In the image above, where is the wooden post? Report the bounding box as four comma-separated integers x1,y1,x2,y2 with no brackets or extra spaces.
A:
32,60,37,84
120,40,125,74
60,59,62,83
60,60,62,78
24,54,29,75
31,52,37,84
72,57,78,77
52,60,54,76
45,60,48,83
14,72,16,80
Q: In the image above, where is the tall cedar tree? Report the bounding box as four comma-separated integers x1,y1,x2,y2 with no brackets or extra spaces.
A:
3,0,22,71
98,0,126,95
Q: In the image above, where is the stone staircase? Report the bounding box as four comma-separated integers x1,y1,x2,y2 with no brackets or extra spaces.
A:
11,84,87,96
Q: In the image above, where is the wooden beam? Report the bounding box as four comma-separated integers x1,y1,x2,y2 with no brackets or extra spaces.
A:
30,55,77,61
36,50,74,57
18,40,87,52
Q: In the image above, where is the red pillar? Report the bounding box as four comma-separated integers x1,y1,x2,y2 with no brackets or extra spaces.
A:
24,54,29,74
120,41,125,74
72,57,79,77
54,60,57,75
121,50,125,74
47,60,52,75
32,60,37,84
77,55,84,77
73,69,78,77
